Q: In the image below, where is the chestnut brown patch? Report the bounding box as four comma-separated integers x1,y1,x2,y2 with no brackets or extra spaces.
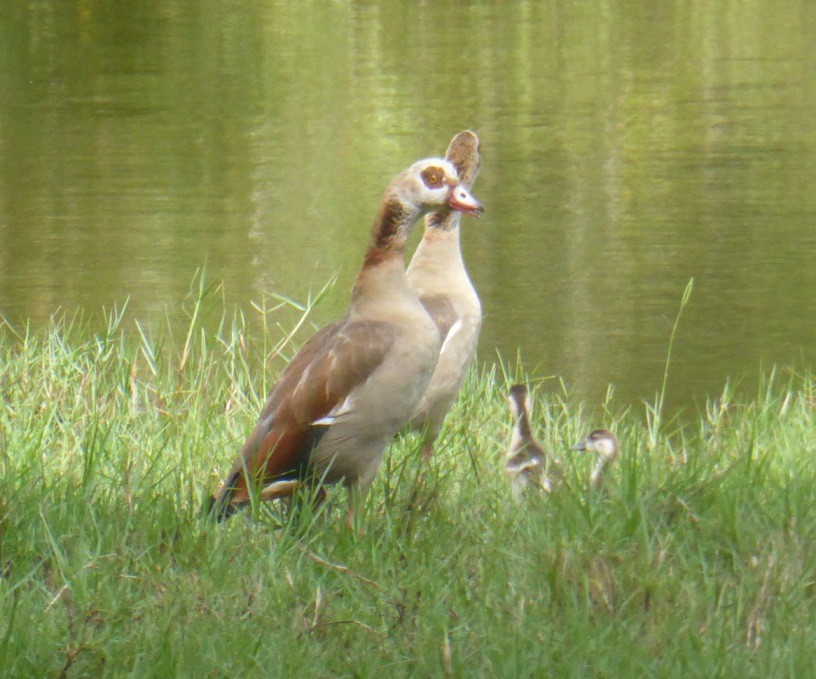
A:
362,245,399,268
373,199,407,249
420,166,446,189
425,210,452,231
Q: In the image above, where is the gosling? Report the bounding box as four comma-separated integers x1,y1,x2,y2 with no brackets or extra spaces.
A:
505,384,563,501
570,429,619,489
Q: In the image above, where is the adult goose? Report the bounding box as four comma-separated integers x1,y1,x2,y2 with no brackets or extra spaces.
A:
570,429,619,490
207,157,483,521
504,384,563,502
405,130,483,461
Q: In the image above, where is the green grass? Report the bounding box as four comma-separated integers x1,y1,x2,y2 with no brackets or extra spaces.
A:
2,287,816,677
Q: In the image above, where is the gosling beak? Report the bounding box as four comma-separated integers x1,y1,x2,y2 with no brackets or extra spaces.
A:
446,185,483,216
570,440,587,452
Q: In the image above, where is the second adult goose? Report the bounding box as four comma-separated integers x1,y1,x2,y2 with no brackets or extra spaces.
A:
406,130,483,461
207,157,482,521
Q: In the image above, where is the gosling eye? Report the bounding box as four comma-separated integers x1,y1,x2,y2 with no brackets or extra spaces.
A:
420,166,445,189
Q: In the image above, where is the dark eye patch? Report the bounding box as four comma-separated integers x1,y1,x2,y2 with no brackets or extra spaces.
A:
420,166,445,188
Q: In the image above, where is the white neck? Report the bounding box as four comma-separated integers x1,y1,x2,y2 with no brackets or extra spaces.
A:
350,256,429,326
406,219,478,302
590,456,613,488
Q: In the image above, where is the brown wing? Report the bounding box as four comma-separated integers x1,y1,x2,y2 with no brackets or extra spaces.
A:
506,454,542,476
419,294,459,343
505,443,545,475
213,319,396,510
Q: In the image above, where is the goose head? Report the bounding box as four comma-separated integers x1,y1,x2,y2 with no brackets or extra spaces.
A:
393,158,483,217
365,157,483,265
446,130,481,188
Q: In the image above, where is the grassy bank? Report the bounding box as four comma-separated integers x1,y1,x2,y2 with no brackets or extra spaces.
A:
2,293,816,677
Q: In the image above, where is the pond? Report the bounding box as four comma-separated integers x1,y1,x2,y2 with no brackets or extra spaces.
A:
1,0,815,417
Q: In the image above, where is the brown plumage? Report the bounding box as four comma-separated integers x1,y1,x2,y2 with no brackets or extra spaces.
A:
504,384,563,502
207,157,482,520
406,131,483,460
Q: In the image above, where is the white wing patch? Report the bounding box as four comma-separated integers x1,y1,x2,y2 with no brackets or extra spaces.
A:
506,457,541,474
312,393,356,427
439,318,464,356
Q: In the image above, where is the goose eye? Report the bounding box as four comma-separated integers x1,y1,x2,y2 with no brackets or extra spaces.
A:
421,166,445,188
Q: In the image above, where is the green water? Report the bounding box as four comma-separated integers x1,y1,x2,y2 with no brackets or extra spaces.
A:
1,0,815,414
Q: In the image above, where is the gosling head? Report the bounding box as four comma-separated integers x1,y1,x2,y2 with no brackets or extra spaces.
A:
571,429,619,489
570,429,618,461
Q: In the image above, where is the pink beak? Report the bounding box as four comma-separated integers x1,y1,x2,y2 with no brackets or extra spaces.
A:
447,185,484,216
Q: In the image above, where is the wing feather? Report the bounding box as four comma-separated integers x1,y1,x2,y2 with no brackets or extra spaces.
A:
213,319,396,508
420,294,460,342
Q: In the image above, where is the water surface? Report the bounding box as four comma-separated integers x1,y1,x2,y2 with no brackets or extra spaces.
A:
2,1,815,416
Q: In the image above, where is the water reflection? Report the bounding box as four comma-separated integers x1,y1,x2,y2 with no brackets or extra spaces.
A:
1,0,815,416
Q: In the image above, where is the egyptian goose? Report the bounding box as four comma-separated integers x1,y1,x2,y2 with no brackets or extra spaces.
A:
504,384,563,502
207,157,482,521
405,130,482,461
570,429,619,489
